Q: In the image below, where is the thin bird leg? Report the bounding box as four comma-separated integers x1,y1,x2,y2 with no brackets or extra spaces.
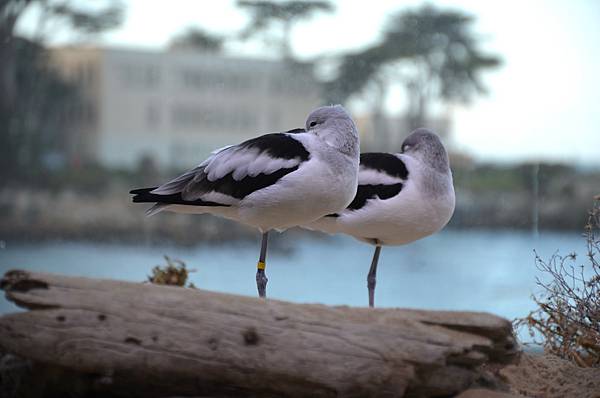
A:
367,243,382,308
256,231,269,298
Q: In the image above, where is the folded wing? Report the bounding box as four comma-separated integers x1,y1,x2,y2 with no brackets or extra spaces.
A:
130,130,310,211
327,152,408,217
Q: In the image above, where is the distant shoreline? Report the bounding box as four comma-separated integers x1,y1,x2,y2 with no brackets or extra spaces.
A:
0,185,594,248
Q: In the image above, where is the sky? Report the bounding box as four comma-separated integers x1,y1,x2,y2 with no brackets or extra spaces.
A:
18,0,600,165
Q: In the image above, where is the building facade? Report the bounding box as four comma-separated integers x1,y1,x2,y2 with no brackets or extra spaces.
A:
355,113,452,153
50,47,322,169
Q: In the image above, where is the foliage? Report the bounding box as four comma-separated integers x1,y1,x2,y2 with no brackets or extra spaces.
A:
516,199,600,367
237,0,333,59
452,162,581,194
0,38,79,179
169,27,224,52
453,164,528,193
0,0,123,42
0,0,124,181
326,4,501,129
41,1,123,36
148,256,197,288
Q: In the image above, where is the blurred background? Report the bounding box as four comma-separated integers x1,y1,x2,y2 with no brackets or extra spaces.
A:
1,1,599,320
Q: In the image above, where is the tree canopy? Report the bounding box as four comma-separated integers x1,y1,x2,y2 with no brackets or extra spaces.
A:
169,27,224,53
326,5,502,129
0,0,124,179
237,0,333,59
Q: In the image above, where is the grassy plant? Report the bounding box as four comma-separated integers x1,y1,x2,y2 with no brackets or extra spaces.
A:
147,255,196,288
516,197,600,367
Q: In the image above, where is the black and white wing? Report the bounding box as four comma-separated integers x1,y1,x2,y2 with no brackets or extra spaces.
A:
130,129,309,214
334,152,408,215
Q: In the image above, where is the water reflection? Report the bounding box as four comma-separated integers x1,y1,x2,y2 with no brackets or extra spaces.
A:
0,229,585,323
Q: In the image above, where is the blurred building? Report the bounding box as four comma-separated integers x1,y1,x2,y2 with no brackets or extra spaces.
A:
49,47,321,169
355,113,452,153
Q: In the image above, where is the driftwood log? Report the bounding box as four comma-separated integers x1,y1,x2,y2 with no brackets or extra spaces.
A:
0,270,519,397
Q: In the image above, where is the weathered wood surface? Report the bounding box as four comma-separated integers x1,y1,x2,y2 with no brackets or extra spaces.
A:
0,270,519,397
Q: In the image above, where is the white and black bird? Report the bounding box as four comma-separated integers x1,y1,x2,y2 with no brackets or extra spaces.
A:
304,128,455,307
131,105,360,298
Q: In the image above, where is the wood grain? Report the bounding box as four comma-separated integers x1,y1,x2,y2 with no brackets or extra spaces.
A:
0,270,519,397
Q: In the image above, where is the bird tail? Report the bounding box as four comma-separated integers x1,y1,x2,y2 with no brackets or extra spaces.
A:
130,187,169,216
145,203,170,217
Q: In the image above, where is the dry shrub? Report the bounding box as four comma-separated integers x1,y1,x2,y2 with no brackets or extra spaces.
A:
147,255,196,288
516,198,600,367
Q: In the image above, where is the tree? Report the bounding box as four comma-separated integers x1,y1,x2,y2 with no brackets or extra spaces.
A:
0,38,79,176
1,1,123,45
169,27,224,53
237,0,333,60
326,5,502,131
0,1,124,180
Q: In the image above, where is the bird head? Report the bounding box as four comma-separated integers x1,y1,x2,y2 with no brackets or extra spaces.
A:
401,128,450,173
305,105,359,157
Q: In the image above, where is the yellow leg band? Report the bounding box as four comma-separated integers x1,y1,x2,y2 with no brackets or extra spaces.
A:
257,261,266,270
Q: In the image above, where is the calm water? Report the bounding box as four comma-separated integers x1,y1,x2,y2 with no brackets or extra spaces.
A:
0,229,588,324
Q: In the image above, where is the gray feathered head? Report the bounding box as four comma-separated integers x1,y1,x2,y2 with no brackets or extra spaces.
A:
304,105,359,157
401,128,450,173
